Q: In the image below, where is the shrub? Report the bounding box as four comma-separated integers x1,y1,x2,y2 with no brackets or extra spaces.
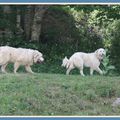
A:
101,53,115,75
110,20,120,73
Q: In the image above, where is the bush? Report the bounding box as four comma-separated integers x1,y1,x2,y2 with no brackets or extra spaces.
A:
110,20,120,73
101,53,115,75
0,6,104,74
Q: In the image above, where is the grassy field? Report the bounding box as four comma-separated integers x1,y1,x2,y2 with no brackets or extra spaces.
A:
0,73,120,116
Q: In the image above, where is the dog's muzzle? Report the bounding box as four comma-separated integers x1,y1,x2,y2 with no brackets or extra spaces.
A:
37,61,42,64
37,58,44,64
99,53,106,59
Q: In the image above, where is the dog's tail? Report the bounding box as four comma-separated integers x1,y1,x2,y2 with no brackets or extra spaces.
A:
61,56,70,68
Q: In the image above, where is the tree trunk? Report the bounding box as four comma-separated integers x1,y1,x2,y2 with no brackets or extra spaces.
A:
24,5,34,41
16,8,21,28
16,7,23,35
2,6,13,44
31,5,48,42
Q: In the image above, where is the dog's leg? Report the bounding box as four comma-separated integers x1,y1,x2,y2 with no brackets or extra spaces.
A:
77,59,85,76
14,62,20,73
79,65,85,76
78,66,85,76
79,66,85,76
25,65,34,74
80,69,85,76
66,64,74,75
1,63,8,73
66,68,72,75
90,68,94,75
66,66,74,75
95,67,103,75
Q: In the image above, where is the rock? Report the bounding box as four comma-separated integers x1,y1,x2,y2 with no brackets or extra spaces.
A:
112,98,120,107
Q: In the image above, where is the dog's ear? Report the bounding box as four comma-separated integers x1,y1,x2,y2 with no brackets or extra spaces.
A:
95,49,100,58
95,49,99,54
33,50,38,62
33,51,37,58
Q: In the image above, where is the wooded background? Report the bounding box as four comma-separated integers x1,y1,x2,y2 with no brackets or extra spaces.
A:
0,5,120,74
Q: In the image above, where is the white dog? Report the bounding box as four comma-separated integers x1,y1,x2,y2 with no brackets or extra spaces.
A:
62,48,106,76
0,46,44,73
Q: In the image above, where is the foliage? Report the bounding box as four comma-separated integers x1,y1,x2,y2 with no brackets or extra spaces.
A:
40,5,104,69
0,5,120,74
102,54,115,75
74,5,120,25
109,20,120,73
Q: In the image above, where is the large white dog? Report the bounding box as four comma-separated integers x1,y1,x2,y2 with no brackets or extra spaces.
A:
62,48,106,76
0,46,44,73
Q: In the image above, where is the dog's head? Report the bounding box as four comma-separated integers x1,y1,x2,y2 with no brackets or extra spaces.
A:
95,48,106,60
33,50,44,64
61,56,68,67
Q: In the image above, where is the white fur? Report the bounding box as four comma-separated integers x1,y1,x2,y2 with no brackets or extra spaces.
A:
0,46,44,73
62,48,106,76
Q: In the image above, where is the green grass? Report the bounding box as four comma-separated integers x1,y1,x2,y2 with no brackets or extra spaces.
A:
0,73,119,115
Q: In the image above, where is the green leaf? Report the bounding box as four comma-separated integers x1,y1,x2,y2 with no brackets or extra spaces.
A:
107,66,115,70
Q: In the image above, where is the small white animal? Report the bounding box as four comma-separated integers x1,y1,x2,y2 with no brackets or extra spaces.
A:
62,48,106,76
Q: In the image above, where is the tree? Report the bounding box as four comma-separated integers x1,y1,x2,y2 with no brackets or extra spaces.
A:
31,5,48,42
24,5,34,41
